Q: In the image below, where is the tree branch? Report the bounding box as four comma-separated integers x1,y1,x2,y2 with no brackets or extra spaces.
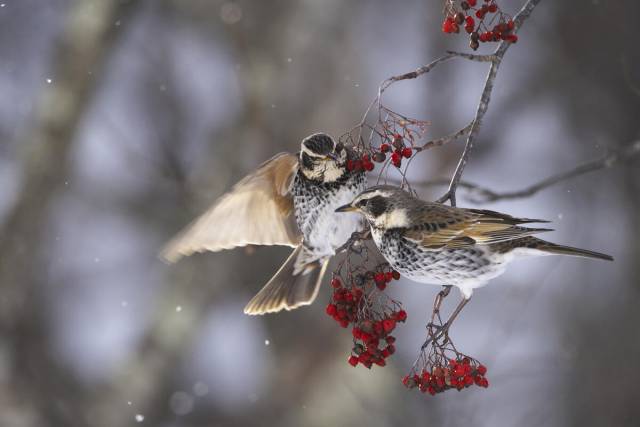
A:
415,141,640,203
437,0,543,206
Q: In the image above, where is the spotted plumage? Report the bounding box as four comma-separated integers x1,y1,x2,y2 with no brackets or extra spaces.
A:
336,185,613,299
161,133,366,314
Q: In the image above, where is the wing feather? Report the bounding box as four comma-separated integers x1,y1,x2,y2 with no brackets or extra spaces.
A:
161,153,301,262
404,204,552,249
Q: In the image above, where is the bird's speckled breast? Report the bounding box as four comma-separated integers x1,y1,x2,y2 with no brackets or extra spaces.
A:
293,171,366,258
373,228,511,295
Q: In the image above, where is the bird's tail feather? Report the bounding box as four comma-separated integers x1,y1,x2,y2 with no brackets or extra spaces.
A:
243,246,328,315
536,240,613,261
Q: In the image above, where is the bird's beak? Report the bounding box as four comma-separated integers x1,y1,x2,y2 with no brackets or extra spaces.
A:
335,203,357,213
324,152,339,161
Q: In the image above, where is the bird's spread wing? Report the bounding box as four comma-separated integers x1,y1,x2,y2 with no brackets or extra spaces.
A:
161,152,302,262
403,205,552,249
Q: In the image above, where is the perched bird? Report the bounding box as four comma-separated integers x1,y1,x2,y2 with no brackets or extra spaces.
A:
162,133,366,315
336,185,613,303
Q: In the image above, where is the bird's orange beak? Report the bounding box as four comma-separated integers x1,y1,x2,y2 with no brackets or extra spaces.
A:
335,203,357,213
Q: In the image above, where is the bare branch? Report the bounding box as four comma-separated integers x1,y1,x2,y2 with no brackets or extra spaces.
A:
415,141,640,203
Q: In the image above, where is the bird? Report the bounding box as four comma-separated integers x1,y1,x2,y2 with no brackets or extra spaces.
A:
336,185,613,327
161,133,366,315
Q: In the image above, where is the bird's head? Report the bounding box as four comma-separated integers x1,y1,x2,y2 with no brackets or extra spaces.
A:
299,133,347,182
336,185,414,229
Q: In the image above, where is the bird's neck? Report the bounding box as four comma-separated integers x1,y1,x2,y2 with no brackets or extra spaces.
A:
372,208,410,230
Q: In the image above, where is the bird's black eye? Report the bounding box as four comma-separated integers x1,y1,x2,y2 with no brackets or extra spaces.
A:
357,198,369,208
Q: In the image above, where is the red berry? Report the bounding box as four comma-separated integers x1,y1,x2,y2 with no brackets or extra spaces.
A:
364,161,374,171
475,9,484,19
373,321,384,336
442,17,455,33
348,355,359,367
376,282,386,291
464,16,475,33
374,272,386,283
402,375,411,387
381,348,390,358
477,364,487,375
454,365,465,377
346,159,355,171
401,147,412,158
507,20,515,30
374,358,386,367
385,344,395,355
468,0,477,5
331,278,341,288
382,318,396,333
339,319,349,328
481,378,489,388
391,152,401,167
488,3,497,12
325,303,337,316
391,270,401,280
354,160,363,171
505,34,518,43
385,335,396,344
380,143,390,153
395,310,408,322
480,31,492,42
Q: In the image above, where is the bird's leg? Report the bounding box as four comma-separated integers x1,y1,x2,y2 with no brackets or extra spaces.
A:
423,294,470,349
427,286,451,335
435,296,471,342
428,285,452,328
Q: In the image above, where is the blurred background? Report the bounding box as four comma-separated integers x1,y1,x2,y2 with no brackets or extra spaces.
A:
1,0,639,426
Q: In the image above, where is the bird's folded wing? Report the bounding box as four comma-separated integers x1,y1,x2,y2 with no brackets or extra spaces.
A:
403,205,552,249
161,152,302,262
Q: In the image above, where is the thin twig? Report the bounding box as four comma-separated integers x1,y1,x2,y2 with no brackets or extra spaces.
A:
415,122,473,152
415,140,640,203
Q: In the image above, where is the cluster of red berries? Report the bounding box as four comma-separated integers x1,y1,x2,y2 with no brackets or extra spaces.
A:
372,134,413,168
373,269,400,290
403,357,489,395
326,268,407,368
442,0,516,50
348,310,407,369
325,277,363,328
346,153,375,173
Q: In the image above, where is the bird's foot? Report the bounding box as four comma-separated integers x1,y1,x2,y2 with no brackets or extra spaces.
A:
336,230,371,254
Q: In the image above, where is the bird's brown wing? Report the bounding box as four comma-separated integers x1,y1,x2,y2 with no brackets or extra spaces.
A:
403,205,552,249
161,152,301,262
